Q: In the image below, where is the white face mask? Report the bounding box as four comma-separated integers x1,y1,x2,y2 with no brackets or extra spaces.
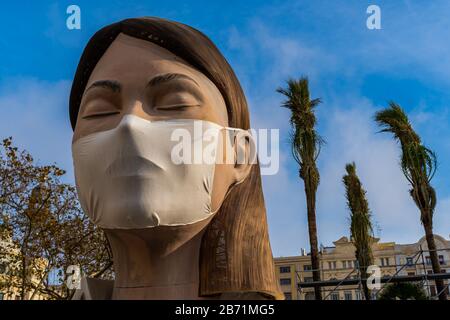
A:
72,115,228,229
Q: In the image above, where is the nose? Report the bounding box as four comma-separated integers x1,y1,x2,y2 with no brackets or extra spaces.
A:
116,100,154,131
124,100,148,118
119,100,146,133
118,114,149,133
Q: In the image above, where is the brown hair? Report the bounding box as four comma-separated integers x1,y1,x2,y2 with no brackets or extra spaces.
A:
69,17,283,299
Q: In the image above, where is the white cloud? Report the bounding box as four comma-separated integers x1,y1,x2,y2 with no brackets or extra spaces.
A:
317,99,425,246
228,19,337,95
0,77,74,181
227,12,450,256
434,197,450,240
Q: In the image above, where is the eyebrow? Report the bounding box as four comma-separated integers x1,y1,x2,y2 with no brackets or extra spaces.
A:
146,73,199,89
85,80,121,93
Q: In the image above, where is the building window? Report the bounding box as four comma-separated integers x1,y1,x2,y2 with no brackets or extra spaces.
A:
355,291,362,300
425,256,447,266
304,277,313,283
280,266,291,273
406,257,414,266
341,260,353,268
407,272,416,276
280,278,291,286
330,293,340,300
303,265,312,271
328,261,337,270
344,291,352,300
284,292,292,300
380,257,390,267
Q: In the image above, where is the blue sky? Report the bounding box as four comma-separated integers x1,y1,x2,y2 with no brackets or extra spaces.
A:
1,1,450,256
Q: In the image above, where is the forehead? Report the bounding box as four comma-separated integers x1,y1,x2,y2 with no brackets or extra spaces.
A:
86,33,215,94
83,33,228,124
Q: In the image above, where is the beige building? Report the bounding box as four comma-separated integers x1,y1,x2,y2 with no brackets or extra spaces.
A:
395,234,450,297
0,237,49,300
275,234,450,300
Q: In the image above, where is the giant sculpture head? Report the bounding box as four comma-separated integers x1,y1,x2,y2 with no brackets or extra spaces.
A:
70,17,282,299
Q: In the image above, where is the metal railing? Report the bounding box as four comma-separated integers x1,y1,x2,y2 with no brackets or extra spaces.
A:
293,247,450,300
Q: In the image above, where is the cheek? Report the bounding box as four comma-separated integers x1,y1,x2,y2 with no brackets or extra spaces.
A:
210,163,234,212
198,77,228,126
73,114,122,142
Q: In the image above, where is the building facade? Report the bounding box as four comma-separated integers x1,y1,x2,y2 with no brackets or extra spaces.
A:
274,234,450,300
0,237,49,300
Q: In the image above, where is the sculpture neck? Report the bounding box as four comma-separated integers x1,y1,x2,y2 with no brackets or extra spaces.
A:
104,217,212,300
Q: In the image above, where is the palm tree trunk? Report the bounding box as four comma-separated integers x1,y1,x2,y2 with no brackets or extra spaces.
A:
304,179,321,300
423,220,448,300
362,281,370,300
360,267,371,300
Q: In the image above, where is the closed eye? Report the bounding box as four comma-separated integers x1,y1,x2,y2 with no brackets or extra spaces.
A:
82,110,120,119
147,74,205,112
152,90,203,112
155,103,200,111
81,84,121,119
82,101,120,119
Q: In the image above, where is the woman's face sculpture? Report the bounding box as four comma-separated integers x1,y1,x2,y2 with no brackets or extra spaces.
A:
72,33,251,229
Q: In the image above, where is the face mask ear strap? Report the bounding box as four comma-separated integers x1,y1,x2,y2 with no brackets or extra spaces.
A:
223,126,249,133
209,163,251,215
210,181,235,215
209,125,253,215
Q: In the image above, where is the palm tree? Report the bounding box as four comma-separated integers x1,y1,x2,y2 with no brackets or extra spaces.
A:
343,162,374,300
375,102,447,300
277,77,323,300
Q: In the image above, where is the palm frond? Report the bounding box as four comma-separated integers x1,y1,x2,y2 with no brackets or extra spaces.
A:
278,76,324,169
343,162,374,276
374,101,438,220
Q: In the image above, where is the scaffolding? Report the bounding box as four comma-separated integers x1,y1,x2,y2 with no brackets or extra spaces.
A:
296,247,450,300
